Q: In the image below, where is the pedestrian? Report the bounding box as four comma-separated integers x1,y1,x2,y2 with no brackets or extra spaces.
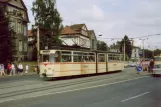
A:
0,64,5,76
7,62,12,75
18,63,23,75
149,59,154,74
10,63,16,76
25,64,28,74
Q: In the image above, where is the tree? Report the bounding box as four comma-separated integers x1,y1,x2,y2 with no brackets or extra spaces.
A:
97,40,108,51
144,49,152,59
154,49,161,56
0,4,16,64
119,35,132,59
32,0,63,49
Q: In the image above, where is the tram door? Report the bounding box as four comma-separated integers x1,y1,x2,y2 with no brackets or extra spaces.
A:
97,53,106,73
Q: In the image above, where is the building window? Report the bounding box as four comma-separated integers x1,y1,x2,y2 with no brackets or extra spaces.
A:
19,40,23,51
24,25,27,36
24,42,27,52
10,20,16,31
17,21,22,33
92,39,94,49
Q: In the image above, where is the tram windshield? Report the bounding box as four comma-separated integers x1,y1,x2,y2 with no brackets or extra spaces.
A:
154,56,161,61
41,54,55,62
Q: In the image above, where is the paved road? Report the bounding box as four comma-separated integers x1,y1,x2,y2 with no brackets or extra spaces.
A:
0,68,160,107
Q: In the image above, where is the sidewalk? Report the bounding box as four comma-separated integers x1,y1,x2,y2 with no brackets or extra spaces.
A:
0,71,38,78
124,67,152,76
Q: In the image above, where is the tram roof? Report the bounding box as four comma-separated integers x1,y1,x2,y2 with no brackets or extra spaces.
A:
41,45,123,54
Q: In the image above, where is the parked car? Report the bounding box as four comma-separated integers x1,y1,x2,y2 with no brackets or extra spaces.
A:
128,62,137,67
153,64,161,77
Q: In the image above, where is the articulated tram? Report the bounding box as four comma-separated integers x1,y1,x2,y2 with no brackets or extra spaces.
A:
39,47,124,79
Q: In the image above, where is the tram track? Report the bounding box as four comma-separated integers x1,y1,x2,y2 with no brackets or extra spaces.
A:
0,73,128,99
0,72,121,89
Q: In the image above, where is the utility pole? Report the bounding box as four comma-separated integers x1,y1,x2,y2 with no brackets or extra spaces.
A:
143,39,145,60
124,40,125,61
37,25,40,66
140,38,148,60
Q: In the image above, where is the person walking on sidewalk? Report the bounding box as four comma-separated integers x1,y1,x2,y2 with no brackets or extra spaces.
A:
7,63,12,75
10,63,16,76
0,64,5,76
149,59,154,74
18,63,23,75
25,64,28,74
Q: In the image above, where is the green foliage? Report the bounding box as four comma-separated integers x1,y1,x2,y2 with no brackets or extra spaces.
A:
144,49,153,58
119,35,132,59
154,49,161,56
0,4,16,63
32,0,63,49
97,40,108,51
144,49,161,59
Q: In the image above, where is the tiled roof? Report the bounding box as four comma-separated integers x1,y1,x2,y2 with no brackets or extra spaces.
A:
28,30,32,36
70,24,85,30
28,30,37,37
61,26,78,35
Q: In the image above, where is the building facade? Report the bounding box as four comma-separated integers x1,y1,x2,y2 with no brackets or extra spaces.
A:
88,30,97,50
27,30,37,60
60,24,97,50
131,46,140,61
0,0,29,61
60,24,90,49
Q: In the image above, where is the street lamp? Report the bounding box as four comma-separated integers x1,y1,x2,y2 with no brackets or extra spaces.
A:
139,38,148,60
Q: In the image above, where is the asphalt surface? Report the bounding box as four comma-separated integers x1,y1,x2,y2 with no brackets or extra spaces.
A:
0,68,161,107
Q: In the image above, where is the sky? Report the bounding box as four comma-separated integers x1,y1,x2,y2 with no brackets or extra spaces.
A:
24,0,161,50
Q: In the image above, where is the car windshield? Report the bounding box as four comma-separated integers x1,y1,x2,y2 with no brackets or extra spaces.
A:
154,64,161,68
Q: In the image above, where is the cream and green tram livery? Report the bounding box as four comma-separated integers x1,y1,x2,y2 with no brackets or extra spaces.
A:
154,55,161,65
39,48,124,79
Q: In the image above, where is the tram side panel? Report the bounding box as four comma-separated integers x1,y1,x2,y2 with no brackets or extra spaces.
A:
81,62,96,75
59,63,81,77
108,62,124,72
97,62,107,73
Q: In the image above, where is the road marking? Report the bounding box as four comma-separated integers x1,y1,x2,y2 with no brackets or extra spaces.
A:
121,92,150,102
0,76,148,103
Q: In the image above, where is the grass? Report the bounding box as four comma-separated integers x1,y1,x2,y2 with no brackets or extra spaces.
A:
16,61,37,73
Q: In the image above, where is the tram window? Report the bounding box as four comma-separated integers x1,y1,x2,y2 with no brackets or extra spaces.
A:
108,54,113,61
54,51,61,62
62,55,71,62
42,55,49,62
49,54,55,62
73,52,82,62
62,51,71,62
89,56,95,62
82,53,89,62
98,54,105,62
82,53,95,62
